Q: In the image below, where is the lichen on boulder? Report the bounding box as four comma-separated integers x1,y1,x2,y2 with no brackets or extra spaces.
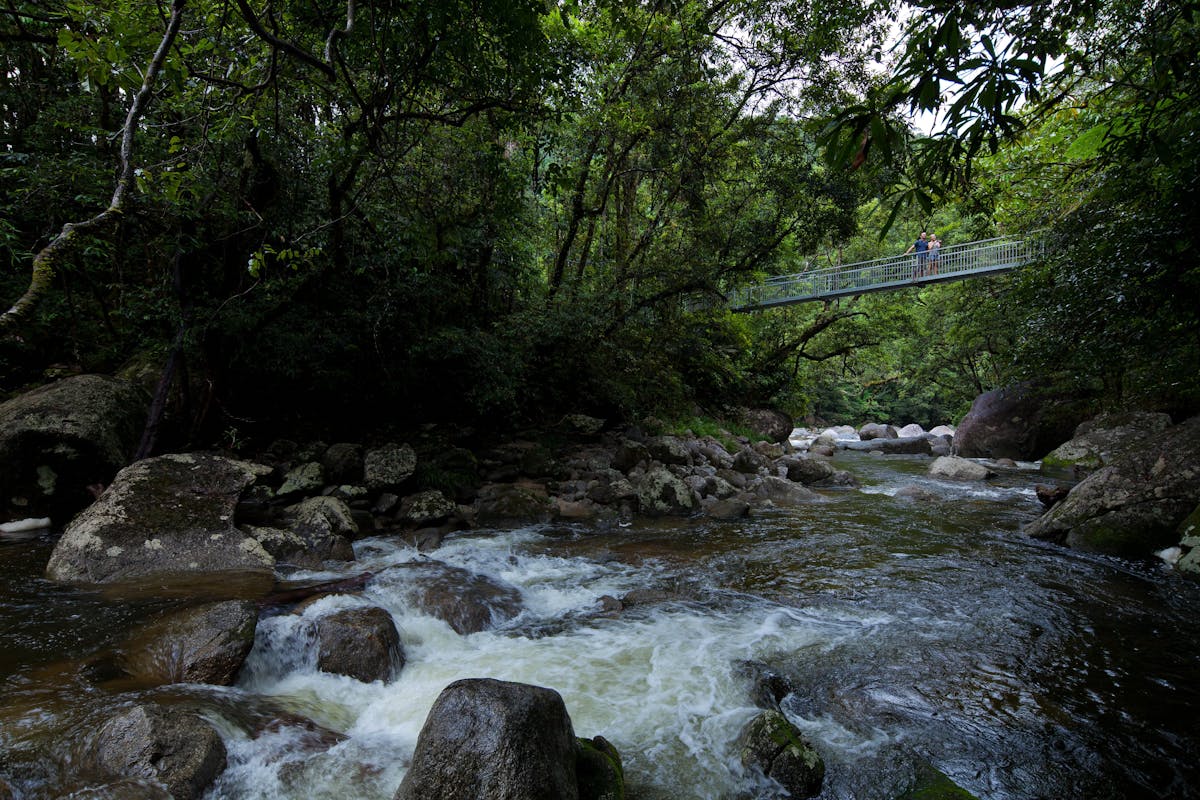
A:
45,453,274,586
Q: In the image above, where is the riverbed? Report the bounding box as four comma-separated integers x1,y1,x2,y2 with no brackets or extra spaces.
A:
3,452,1198,799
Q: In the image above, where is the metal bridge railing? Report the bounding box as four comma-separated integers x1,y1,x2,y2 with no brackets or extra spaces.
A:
728,235,1042,311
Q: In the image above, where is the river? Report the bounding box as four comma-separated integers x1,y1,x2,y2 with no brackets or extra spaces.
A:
2,451,1199,799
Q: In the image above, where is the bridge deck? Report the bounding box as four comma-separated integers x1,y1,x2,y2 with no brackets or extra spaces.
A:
729,235,1041,311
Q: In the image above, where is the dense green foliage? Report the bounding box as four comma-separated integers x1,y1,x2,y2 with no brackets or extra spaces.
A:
1,0,1196,444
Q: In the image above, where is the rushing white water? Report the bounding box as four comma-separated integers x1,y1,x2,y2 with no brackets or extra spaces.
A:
5,452,1198,800
208,526,896,799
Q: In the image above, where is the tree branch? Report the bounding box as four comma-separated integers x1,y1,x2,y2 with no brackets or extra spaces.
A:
1,0,187,335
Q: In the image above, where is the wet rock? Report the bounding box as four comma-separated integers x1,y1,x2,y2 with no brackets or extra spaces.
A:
364,443,416,491
45,453,274,586
475,482,553,524
895,485,939,502
576,735,625,800
779,456,837,485
858,423,898,441
703,498,751,520
322,442,364,484
954,383,1086,461
736,709,824,798
929,456,995,482
754,476,822,507
555,497,601,520
314,606,404,683
896,760,980,799
735,660,795,711
635,466,697,516
120,600,257,686
1026,415,1200,558
1035,484,1070,510
0,374,148,520
373,561,523,634
394,678,578,800
82,704,226,800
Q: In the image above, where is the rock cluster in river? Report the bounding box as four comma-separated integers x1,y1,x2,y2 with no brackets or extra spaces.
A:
13,372,1199,797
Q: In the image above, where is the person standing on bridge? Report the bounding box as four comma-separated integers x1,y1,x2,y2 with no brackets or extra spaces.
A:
928,234,941,276
904,231,929,278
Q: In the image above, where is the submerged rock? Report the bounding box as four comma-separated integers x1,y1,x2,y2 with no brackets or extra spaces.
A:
372,561,523,634
394,678,579,800
45,453,274,586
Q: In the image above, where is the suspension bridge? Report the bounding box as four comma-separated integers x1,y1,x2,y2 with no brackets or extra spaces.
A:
728,234,1042,312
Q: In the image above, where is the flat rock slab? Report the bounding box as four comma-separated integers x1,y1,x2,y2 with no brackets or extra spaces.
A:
45,453,274,585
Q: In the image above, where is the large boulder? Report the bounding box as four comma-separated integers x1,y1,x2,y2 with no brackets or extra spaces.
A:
314,606,404,683
394,678,579,800
858,423,898,441
1041,411,1173,475
1026,415,1200,558
45,453,274,586
929,456,995,482
736,709,824,799
0,374,148,519
646,435,692,466
364,443,416,491
740,409,794,443
954,384,1086,460
80,704,226,800
753,476,823,507
634,466,697,515
120,600,258,686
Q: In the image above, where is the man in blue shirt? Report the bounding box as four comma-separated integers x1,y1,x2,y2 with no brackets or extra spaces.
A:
904,231,929,278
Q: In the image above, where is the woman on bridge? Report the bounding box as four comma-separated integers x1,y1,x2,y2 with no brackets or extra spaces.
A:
928,235,941,276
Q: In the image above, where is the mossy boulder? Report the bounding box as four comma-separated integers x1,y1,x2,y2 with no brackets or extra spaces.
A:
1027,415,1200,558
897,761,980,799
635,466,697,516
736,709,824,798
1041,412,1173,475
576,735,624,800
